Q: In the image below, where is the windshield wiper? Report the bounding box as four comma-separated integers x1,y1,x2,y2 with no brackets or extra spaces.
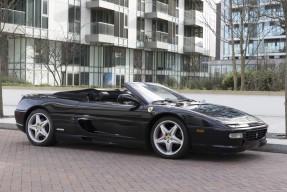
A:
178,98,195,102
152,98,176,104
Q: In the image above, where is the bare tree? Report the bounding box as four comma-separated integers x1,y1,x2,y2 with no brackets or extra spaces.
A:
194,0,238,89
260,0,287,137
0,0,24,117
227,0,238,90
281,0,287,138
32,34,82,86
278,0,287,137
197,0,273,90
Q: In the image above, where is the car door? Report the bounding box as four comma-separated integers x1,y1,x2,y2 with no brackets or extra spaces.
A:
74,101,149,143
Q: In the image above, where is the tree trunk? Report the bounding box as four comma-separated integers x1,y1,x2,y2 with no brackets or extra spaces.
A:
240,57,246,91
282,6,287,138
0,58,3,118
239,7,245,91
228,0,237,90
285,61,287,137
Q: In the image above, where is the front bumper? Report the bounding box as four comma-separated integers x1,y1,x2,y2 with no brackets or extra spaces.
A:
193,136,267,153
190,125,268,153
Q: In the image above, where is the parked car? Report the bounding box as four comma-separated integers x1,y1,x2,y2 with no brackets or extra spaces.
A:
15,82,267,159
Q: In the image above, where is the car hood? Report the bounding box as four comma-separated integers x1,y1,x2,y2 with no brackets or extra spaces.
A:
177,102,265,128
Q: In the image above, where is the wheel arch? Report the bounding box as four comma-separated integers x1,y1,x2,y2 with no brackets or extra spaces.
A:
23,106,50,133
145,112,190,146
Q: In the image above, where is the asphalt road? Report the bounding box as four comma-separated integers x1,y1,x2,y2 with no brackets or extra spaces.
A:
0,129,287,192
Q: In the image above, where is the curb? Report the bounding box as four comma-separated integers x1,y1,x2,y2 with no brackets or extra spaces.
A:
0,123,17,130
251,144,287,154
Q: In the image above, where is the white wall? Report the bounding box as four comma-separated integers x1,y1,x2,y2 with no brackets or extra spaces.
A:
81,0,91,44
203,0,216,57
178,0,185,54
128,1,137,48
48,0,69,41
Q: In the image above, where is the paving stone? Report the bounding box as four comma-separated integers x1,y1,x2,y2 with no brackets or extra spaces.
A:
0,129,287,191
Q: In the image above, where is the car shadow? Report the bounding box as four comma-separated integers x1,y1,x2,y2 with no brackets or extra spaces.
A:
42,141,264,162
54,141,157,157
184,151,264,162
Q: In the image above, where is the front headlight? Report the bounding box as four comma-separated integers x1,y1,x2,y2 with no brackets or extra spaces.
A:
227,124,249,128
229,133,244,139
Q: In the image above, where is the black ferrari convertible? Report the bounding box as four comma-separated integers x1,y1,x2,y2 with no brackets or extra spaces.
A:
15,82,267,159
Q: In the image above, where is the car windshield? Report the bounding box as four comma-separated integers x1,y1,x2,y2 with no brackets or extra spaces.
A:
128,83,189,104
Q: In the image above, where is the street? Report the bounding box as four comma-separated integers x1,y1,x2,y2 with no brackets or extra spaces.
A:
0,129,286,192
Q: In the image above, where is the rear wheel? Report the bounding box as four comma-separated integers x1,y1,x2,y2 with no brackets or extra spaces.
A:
150,116,190,159
25,109,56,146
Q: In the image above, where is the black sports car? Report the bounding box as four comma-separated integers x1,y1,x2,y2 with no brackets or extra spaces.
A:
15,82,267,159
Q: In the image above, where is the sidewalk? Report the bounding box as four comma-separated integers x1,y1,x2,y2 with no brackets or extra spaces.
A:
1,104,287,154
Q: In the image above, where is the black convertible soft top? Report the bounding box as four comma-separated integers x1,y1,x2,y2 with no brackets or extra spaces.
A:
53,88,123,102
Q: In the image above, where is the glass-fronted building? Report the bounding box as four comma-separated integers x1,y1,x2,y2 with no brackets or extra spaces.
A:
3,0,216,87
222,0,285,61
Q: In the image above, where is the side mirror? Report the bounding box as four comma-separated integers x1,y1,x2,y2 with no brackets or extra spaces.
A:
117,94,140,108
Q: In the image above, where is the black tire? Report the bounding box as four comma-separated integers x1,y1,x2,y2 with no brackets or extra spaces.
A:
25,109,56,146
150,116,190,159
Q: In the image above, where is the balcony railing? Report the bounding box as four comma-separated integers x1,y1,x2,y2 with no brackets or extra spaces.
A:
170,36,178,45
145,1,168,15
153,1,168,14
91,0,128,7
145,31,169,43
90,22,114,36
184,37,203,48
92,0,114,3
0,8,25,25
69,22,80,34
137,30,145,41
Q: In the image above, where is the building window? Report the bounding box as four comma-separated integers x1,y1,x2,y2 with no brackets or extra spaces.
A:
69,0,81,33
124,15,128,27
91,10,114,24
137,18,145,41
81,46,90,67
74,74,79,85
185,0,203,12
145,75,152,82
133,50,142,69
1,0,26,25
67,73,73,85
67,73,79,86
34,39,49,64
184,26,203,38
114,47,126,66
26,0,49,29
104,47,113,67
145,51,153,70
137,0,145,12
134,74,142,82
114,12,128,38
118,0,129,7
42,0,48,28
80,72,89,85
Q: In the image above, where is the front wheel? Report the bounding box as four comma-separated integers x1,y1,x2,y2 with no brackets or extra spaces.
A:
25,109,56,146
150,116,190,159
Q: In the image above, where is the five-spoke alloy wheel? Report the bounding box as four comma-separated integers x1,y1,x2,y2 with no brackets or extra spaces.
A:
25,109,56,146
151,116,190,159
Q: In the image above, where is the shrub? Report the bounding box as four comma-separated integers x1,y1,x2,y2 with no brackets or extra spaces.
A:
245,69,284,91
221,72,241,90
1,75,31,86
221,68,284,91
186,77,223,90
